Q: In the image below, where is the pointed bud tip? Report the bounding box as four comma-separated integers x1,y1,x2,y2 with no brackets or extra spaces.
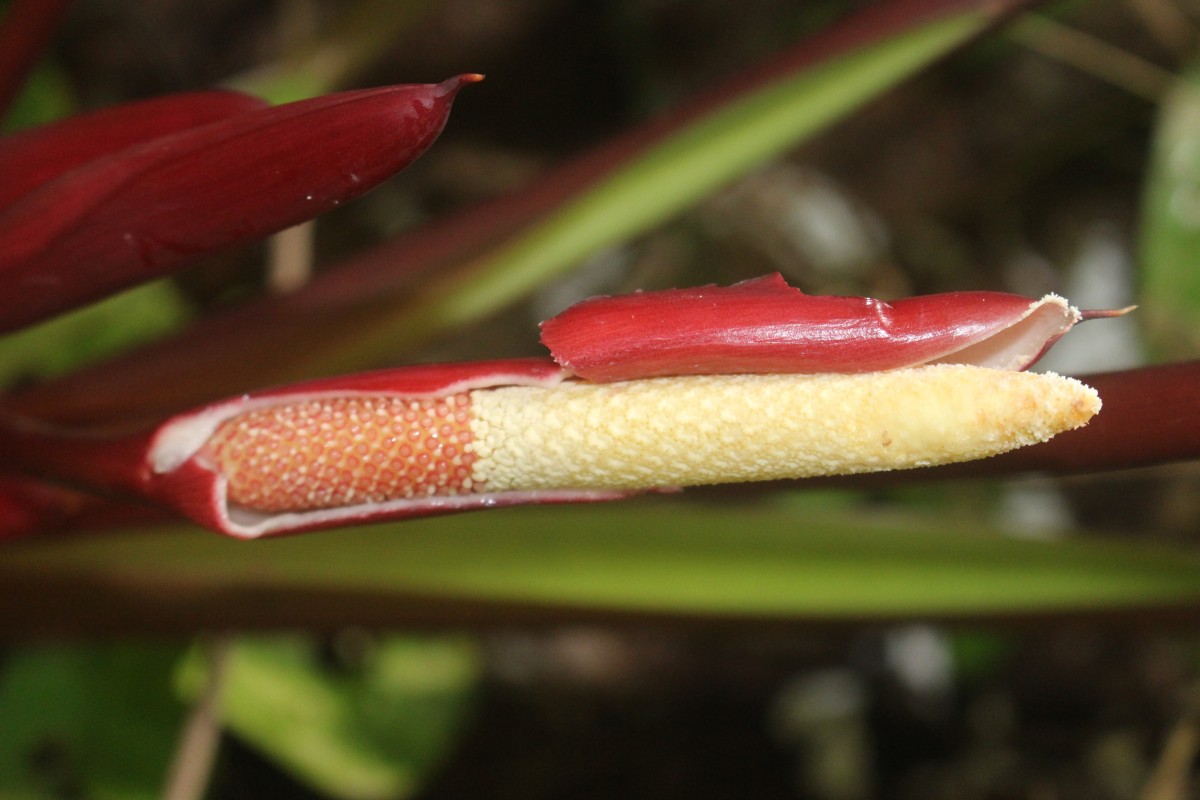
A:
441,74,485,95
1080,305,1137,321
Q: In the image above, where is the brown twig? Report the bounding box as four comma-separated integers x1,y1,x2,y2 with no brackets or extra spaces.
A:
1140,687,1200,800
1008,12,1175,102
161,637,230,800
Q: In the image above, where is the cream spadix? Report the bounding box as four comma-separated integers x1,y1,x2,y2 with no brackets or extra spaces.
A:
465,367,1099,490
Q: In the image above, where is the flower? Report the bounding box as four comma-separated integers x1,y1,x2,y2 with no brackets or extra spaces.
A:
0,276,1115,538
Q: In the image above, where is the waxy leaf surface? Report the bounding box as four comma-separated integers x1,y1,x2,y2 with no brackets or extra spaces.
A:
0,89,268,210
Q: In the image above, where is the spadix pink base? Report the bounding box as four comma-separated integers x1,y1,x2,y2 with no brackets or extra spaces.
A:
203,394,480,512
141,358,630,538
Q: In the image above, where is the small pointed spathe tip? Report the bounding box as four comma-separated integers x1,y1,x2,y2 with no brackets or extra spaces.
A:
1080,305,1137,321
441,74,485,94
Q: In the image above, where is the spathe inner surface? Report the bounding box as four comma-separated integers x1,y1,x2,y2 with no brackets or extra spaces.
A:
931,297,1076,370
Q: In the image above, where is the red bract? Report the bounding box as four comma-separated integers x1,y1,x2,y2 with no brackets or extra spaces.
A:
0,74,481,333
0,477,79,541
540,273,1115,382
0,90,269,210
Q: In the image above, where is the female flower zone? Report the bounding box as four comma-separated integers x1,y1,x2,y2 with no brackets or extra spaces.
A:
1,275,1123,539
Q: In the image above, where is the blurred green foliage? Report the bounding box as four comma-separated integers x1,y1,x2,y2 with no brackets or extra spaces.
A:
1140,62,1200,358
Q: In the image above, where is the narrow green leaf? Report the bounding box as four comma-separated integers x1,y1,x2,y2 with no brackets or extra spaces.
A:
5,503,1200,626
0,279,191,389
1139,62,1200,358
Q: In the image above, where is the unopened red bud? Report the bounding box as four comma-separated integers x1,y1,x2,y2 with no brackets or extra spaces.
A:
0,75,480,332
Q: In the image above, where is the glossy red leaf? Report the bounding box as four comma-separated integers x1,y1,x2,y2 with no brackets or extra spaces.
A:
540,273,1105,382
0,74,480,333
0,89,269,210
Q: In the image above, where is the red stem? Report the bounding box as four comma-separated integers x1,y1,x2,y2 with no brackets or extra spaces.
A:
0,476,166,541
789,360,1200,489
0,413,150,498
972,360,1200,475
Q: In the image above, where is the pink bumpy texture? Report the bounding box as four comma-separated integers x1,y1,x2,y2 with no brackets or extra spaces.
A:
203,394,478,512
